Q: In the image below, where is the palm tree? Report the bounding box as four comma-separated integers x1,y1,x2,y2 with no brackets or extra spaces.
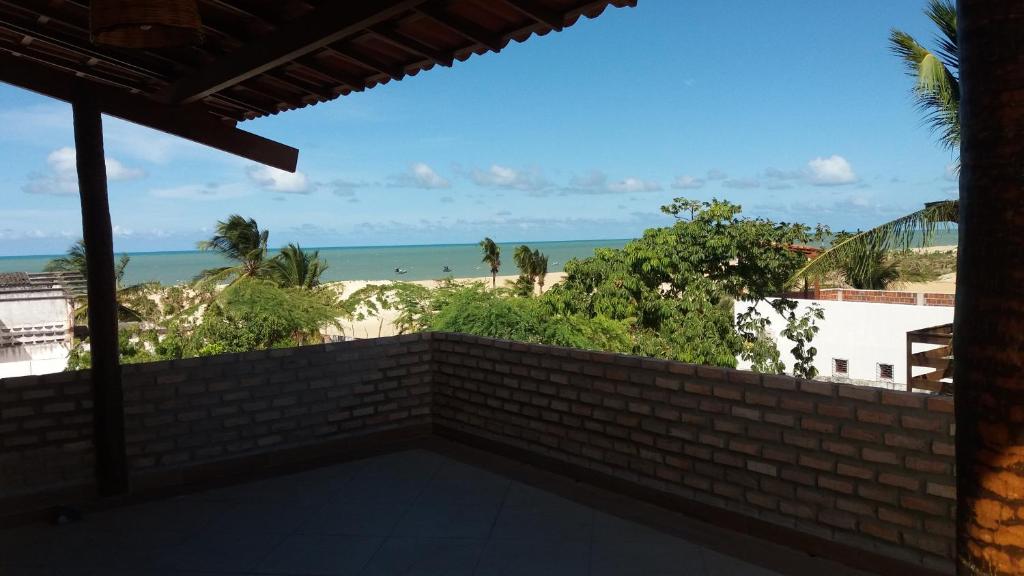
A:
533,249,549,294
195,215,270,285
479,237,501,288
840,238,902,290
45,240,154,322
269,243,329,289
796,0,959,282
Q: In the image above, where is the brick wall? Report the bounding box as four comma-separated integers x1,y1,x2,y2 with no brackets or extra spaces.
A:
431,333,956,571
0,370,93,497
0,334,432,501
923,293,956,307
818,289,920,305
1,332,957,571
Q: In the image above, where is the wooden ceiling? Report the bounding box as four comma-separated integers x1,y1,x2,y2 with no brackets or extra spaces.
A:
0,0,636,170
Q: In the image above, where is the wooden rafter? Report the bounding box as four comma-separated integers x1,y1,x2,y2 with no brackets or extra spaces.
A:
416,5,506,53
0,51,298,171
157,0,428,104
497,0,565,30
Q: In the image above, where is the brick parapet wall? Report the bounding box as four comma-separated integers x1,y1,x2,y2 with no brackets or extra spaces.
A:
0,369,94,497
0,332,956,571
0,333,432,500
430,333,955,571
792,289,955,307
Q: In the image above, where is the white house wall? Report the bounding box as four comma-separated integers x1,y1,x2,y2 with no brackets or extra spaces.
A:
736,299,954,386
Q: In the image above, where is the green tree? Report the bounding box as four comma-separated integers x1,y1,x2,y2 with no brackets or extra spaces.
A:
269,243,329,289
479,237,501,288
797,1,959,281
546,198,824,371
173,279,342,354
195,215,271,285
45,239,156,322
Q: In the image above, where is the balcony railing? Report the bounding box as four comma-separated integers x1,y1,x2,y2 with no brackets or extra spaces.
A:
0,333,955,575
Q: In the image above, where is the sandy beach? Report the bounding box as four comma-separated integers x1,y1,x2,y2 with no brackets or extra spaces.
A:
326,272,567,339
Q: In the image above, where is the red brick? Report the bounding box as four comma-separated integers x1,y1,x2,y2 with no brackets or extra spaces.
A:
801,418,837,434
840,424,882,443
926,482,956,500
836,462,874,480
883,432,928,451
819,509,857,530
901,414,946,433
932,440,955,457
780,397,815,414
798,453,834,472
861,448,900,465
818,475,855,494
878,472,921,491
927,397,954,414
684,381,712,396
906,456,951,475
860,521,901,543
816,403,853,419
880,391,925,409
859,484,899,505
837,385,879,402
800,380,835,397
856,408,896,426
901,495,948,517
762,375,797,391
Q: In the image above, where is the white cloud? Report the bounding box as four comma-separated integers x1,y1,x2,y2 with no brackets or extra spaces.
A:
150,183,249,200
470,165,549,192
722,178,761,189
607,178,662,193
563,170,661,195
247,165,311,194
23,147,144,195
390,162,451,189
707,169,728,181
807,155,858,186
671,175,705,190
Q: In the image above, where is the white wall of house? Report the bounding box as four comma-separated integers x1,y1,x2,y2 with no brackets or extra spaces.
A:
0,343,70,378
736,299,954,387
0,293,73,377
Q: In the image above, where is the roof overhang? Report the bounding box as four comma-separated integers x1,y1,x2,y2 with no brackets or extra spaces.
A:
0,0,636,172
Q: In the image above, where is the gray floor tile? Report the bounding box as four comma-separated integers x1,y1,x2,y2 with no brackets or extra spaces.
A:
81,497,231,535
490,484,593,542
591,537,707,576
162,529,285,572
359,537,486,576
593,511,680,544
392,501,503,539
298,493,411,536
473,539,590,576
255,533,383,575
702,549,784,576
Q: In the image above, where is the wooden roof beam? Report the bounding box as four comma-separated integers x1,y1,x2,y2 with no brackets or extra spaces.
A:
325,45,408,80
158,0,428,105
496,0,565,31
367,25,455,67
0,52,298,171
415,5,506,53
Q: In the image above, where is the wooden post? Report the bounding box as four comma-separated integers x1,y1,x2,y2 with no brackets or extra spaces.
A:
956,1,1024,574
73,96,129,497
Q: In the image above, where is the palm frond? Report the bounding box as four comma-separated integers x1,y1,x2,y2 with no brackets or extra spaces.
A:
793,200,958,282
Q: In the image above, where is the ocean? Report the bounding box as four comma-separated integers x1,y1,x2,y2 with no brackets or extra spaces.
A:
0,239,630,286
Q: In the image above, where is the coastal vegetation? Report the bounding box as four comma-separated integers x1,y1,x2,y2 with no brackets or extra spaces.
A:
55,199,833,378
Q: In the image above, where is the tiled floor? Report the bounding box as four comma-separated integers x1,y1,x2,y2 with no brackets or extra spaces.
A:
0,449,854,575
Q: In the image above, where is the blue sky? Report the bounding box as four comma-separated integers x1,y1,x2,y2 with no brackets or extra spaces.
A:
0,1,957,256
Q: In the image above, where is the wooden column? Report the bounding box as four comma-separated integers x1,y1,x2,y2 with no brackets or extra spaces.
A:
73,96,129,496
955,1,1024,574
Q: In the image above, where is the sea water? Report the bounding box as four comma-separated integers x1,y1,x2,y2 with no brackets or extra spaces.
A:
0,239,630,286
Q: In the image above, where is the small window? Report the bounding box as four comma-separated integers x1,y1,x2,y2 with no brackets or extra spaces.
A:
833,358,849,376
878,363,895,381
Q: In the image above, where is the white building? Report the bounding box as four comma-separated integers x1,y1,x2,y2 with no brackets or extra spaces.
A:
0,272,78,378
736,290,954,389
